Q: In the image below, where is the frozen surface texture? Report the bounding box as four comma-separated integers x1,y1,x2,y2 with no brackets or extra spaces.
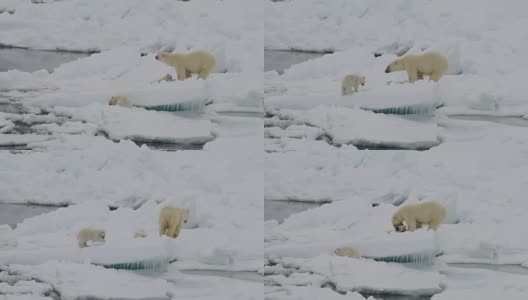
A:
1,1,262,299
264,1,528,299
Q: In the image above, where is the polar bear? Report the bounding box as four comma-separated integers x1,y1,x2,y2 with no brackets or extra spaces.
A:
392,200,447,232
108,95,132,107
341,74,366,95
155,50,216,81
385,51,448,83
159,206,189,238
335,247,361,258
77,228,105,248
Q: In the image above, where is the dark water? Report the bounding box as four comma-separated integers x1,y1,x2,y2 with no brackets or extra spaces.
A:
0,203,64,228
264,200,323,223
264,49,325,74
0,47,91,73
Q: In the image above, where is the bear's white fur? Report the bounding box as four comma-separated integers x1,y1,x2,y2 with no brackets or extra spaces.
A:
155,50,216,81
108,95,132,107
335,247,361,258
341,74,366,95
159,206,189,238
134,228,147,238
392,200,447,232
77,228,105,248
385,51,448,83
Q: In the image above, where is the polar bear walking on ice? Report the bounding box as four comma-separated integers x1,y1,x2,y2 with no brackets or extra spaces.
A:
341,74,366,95
155,50,216,81
385,51,448,83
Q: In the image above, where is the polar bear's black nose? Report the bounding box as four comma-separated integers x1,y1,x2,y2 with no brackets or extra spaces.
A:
385,66,390,73
155,55,159,60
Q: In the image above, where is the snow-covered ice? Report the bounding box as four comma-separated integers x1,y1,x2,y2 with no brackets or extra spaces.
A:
430,266,528,300
0,261,263,300
264,0,528,299
1,0,262,299
267,255,445,296
2,261,174,300
0,120,263,269
0,0,263,73
264,117,528,297
265,119,528,254
265,286,371,300
264,0,528,148
270,106,443,149
51,104,215,144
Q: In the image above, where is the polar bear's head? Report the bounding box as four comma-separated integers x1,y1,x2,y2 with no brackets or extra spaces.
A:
360,76,366,86
155,51,181,65
109,95,122,105
392,213,406,232
182,209,189,224
93,229,106,241
172,207,189,225
155,51,170,61
385,59,405,73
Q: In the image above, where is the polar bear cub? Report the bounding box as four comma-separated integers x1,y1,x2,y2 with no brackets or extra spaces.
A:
392,200,447,232
335,246,361,258
108,95,132,108
159,206,189,238
155,50,216,81
77,228,105,248
341,74,366,95
385,51,448,83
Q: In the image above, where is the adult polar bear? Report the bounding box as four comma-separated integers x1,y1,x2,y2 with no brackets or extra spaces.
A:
159,206,189,239
385,51,448,83
392,200,447,232
155,50,216,81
